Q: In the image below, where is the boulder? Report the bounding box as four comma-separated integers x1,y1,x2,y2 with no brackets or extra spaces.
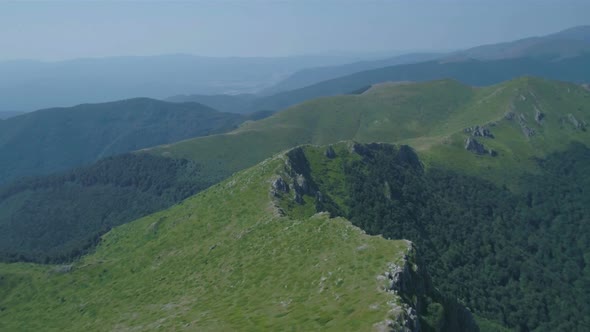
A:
271,177,289,196
568,114,585,130
535,108,545,124
464,138,487,155
324,146,336,159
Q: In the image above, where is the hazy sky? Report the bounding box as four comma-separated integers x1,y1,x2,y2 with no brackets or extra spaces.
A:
1,0,589,61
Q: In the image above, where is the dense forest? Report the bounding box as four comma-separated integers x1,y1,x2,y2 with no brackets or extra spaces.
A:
0,153,215,263
287,143,590,331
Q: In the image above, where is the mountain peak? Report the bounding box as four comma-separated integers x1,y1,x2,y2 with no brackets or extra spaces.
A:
548,25,590,42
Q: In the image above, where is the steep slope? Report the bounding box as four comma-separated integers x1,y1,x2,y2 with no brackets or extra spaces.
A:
0,98,268,184
0,145,477,331
274,142,590,331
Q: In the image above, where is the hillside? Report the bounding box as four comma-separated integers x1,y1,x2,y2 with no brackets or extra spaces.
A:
2,77,585,262
0,153,211,263
3,140,589,330
1,77,589,330
149,77,590,186
0,111,23,120
274,142,590,330
0,145,478,331
0,98,269,184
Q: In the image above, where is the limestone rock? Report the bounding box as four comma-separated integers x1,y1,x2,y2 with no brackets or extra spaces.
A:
324,146,336,159
535,108,545,125
521,125,535,137
464,138,487,155
295,174,309,194
472,125,494,138
271,177,289,197
568,114,585,130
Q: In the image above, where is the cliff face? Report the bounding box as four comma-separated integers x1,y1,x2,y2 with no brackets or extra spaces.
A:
276,143,479,332
382,243,479,332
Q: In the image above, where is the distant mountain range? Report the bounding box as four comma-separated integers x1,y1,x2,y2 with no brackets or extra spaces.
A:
170,26,590,114
0,54,378,112
445,25,590,61
257,52,444,94
168,55,590,114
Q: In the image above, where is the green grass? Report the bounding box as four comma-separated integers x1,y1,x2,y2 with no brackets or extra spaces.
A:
0,152,410,331
147,77,590,189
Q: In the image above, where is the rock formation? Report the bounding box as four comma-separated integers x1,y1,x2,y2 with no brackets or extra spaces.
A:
325,146,336,158
464,125,494,138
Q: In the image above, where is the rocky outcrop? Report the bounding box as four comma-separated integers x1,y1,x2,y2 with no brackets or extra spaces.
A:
325,146,336,159
275,147,326,207
567,114,586,130
505,110,536,138
465,138,497,157
534,107,545,125
464,138,484,154
464,125,494,138
271,177,289,197
376,243,479,332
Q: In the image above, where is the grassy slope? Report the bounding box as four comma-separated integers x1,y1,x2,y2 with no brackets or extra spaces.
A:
0,152,410,331
148,77,590,188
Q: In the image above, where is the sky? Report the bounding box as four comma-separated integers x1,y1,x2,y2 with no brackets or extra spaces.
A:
1,0,590,61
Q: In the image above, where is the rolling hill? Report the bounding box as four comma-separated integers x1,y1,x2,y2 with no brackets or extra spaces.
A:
0,143,478,331
2,77,588,262
0,98,270,184
150,77,590,185
1,77,589,330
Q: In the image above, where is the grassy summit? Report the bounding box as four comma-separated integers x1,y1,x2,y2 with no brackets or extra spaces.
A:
0,148,423,331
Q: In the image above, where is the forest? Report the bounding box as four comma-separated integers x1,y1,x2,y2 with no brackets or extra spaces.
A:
0,153,213,263
293,143,590,331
